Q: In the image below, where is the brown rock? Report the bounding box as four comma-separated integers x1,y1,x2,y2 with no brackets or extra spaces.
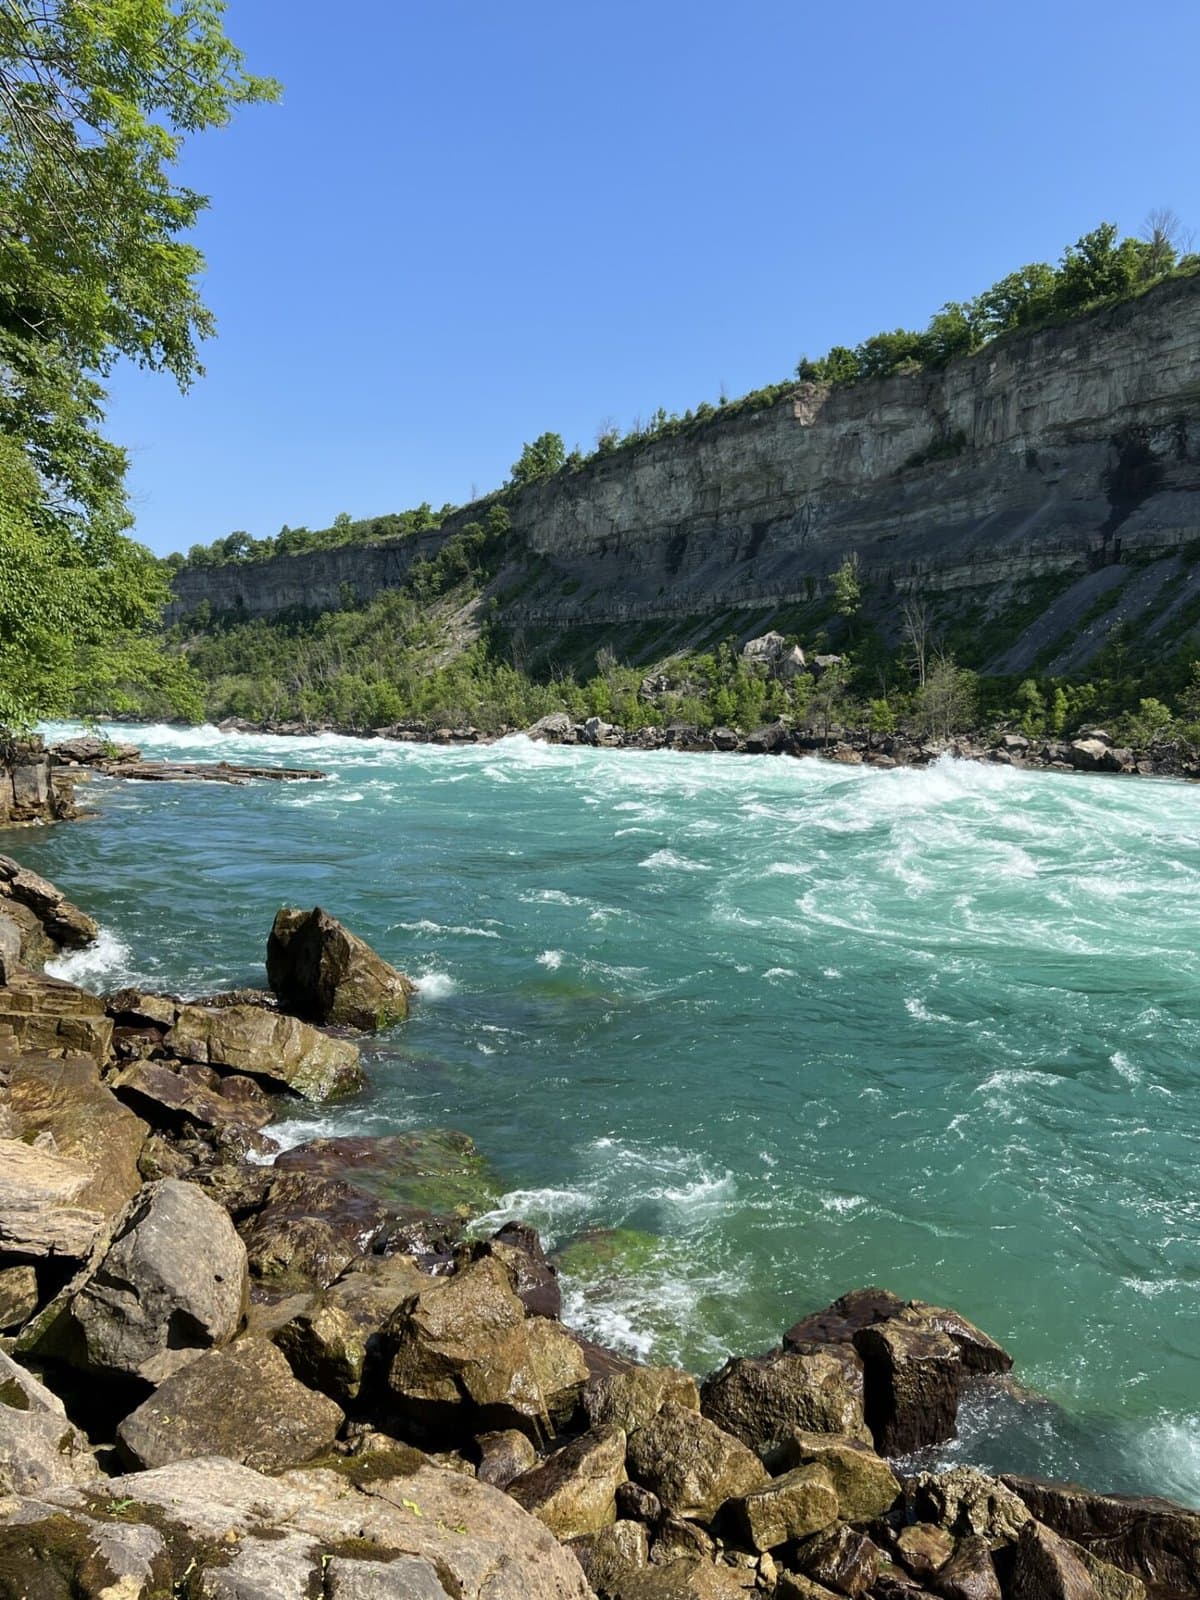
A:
111,1057,275,1133
0,1137,105,1260
477,1427,537,1487
932,1536,1001,1600
701,1347,869,1454
619,1481,663,1523
725,1463,839,1553
165,1002,363,1100
651,1512,716,1565
854,1314,962,1455
896,1525,955,1580
909,1467,1031,1542
792,1523,880,1595
239,1170,390,1292
617,1558,755,1598
267,905,415,1029
781,1431,900,1522
0,855,97,960
784,1288,906,1350
627,1402,769,1522
9,1054,146,1220
569,1519,650,1595
587,1363,702,1434
508,1422,628,1538
0,1263,37,1331
1009,1521,1102,1600
0,974,112,1060
1002,1476,1198,1596
116,1335,344,1470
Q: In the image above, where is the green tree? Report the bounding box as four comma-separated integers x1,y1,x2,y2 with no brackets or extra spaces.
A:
830,554,862,619
510,432,565,487
0,0,276,725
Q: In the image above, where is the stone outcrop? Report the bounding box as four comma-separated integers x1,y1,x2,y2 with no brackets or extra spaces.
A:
168,275,1200,669
267,905,415,1029
0,1350,97,1495
626,1402,768,1522
0,741,79,828
700,1347,869,1455
165,1000,364,1099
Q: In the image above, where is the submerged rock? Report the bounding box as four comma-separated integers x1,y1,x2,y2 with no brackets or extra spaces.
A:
275,1128,500,1216
267,905,415,1029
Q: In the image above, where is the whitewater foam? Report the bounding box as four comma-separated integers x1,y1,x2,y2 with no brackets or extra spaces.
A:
44,928,134,989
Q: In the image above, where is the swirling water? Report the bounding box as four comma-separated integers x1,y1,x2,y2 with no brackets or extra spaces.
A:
19,721,1200,1502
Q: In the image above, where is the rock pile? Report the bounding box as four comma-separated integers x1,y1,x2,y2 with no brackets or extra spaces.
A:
0,859,1196,1597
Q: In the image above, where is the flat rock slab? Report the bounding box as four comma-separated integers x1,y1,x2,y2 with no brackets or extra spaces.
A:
117,1336,344,1470
106,760,325,783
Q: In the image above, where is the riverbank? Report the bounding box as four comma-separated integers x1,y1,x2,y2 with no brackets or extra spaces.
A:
0,852,1197,1595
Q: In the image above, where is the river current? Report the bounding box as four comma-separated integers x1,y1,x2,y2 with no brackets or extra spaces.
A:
18,722,1200,1502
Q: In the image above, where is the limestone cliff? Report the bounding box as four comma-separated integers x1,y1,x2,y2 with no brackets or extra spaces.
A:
168,274,1200,645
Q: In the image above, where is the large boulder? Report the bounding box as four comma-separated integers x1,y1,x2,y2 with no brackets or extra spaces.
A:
1003,1476,1200,1597
507,1422,628,1538
586,1363,701,1434
853,1315,962,1455
24,1177,247,1382
780,1432,900,1523
0,973,112,1060
0,1136,107,1261
165,1001,363,1100
617,1557,757,1597
724,1463,839,1552
784,1287,906,1350
267,905,415,1030
274,1253,429,1401
909,1467,1031,1542
239,1169,391,1292
0,855,97,964
1008,1520,1108,1600
117,1336,344,1470
933,1535,1002,1600
701,1348,869,1455
626,1402,768,1522
791,1523,881,1595
8,1054,146,1220
0,1351,97,1494
0,1455,595,1599
111,1056,275,1135
382,1254,588,1441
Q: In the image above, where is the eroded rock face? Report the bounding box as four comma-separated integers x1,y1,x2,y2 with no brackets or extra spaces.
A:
9,1054,146,1221
273,1253,429,1402
781,1431,900,1523
117,1337,344,1470
267,905,415,1030
626,1402,768,1522
165,1002,363,1100
701,1348,869,1455
28,1178,247,1382
0,973,113,1060
854,1315,962,1456
724,1463,839,1553
0,854,97,963
586,1363,702,1435
909,1467,1031,1543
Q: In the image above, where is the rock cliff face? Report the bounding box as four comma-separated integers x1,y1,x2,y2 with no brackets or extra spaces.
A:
168,274,1200,629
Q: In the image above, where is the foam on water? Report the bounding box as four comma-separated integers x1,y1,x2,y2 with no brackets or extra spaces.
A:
44,928,134,987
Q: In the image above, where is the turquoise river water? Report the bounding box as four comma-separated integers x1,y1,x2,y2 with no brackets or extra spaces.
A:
15,721,1200,1501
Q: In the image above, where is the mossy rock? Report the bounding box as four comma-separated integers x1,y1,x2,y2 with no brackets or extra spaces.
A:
275,1129,501,1217
553,1228,661,1281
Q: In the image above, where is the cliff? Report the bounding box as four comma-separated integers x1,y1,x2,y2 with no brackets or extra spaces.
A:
168,274,1200,643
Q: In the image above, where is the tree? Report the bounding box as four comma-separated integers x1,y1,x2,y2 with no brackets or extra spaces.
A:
830,554,862,619
1140,208,1190,280
510,432,565,487
0,1,277,725
900,595,932,688
915,655,977,739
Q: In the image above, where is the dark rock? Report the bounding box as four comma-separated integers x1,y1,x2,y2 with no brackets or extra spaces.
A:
239,1170,390,1292
0,855,97,961
783,1287,906,1349
569,1519,650,1594
116,1335,344,1470
1002,1475,1200,1596
165,1001,364,1100
618,1482,663,1524
792,1523,880,1595
1008,1520,1103,1600
111,1056,275,1134
267,905,414,1029
626,1401,768,1522
476,1427,537,1487
508,1422,628,1538
854,1315,962,1455
274,1127,500,1216
932,1536,1001,1600
273,1253,429,1402
650,1512,717,1564
701,1347,869,1454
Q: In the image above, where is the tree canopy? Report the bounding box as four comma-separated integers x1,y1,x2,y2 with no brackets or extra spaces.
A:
0,0,276,725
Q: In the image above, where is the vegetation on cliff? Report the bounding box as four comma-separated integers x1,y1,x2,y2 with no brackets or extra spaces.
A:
0,0,274,726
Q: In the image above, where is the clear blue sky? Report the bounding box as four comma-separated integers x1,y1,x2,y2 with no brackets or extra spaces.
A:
112,0,1200,557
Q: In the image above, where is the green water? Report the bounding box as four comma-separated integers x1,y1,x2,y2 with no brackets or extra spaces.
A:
21,721,1200,1500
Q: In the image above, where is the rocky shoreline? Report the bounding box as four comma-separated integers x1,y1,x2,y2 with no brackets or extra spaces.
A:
0,861,1195,1596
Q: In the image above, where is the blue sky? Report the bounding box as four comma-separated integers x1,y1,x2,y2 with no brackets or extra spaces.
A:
113,0,1200,557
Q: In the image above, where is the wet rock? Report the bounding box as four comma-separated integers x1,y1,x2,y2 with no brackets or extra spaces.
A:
382,1254,586,1441
267,905,414,1030
783,1288,906,1350
1009,1520,1104,1600
0,973,113,1060
0,1350,97,1494
569,1518,650,1594
586,1363,702,1434
780,1431,900,1522
701,1348,869,1454
25,1177,247,1382
903,1302,1011,1377
651,1512,716,1564
792,1523,880,1595
117,1335,344,1469
274,1127,500,1216
473,1220,562,1317
0,855,97,962
932,1535,1001,1600
896,1525,955,1580
239,1170,390,1292
618,1481,663,1523
909,1467,1031,1542
9,1054,146,1220
477,1427,537,1487
777,1575,843,1600
0,914,20,983
724,1463,839,1553
627,1401,769,1522
165,1002,364,1100
1068,739,1125,773
854,1314,963,1455
111,1057,275,1134
508,1422,628,1538
1002,1475,1200,1596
